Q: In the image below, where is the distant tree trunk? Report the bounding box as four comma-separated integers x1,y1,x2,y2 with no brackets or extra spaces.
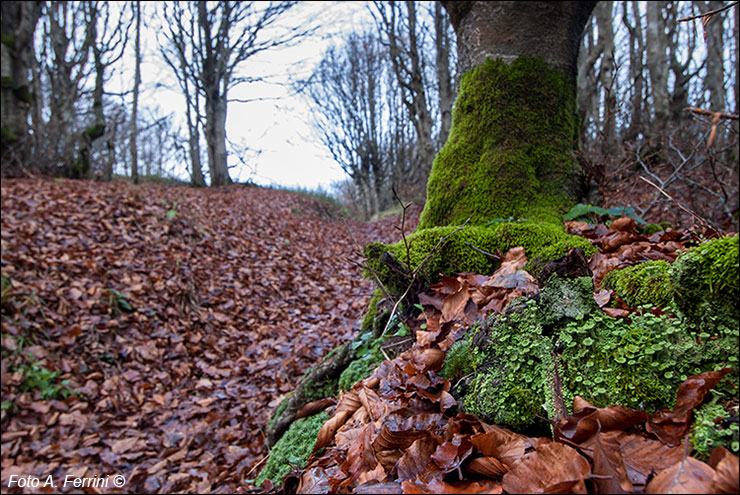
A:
420,1,596,228
596,1,617,157
197,1,231,187
0,2,43,174
186,86,205,187
578,14,602,148
130,0,141,184
622,0,645,141
646,1,670,136
434,1,454,148
703,0,726,113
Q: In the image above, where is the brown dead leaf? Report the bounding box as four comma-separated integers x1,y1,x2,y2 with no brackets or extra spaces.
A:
647,368,733,445
555,396,647,443
708,447,740,494
501,442,590,494
645,456,715,494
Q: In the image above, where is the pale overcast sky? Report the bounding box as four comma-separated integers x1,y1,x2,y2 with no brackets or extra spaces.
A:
115,1,375,190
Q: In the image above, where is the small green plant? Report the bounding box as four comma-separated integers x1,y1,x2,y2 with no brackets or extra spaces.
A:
691,397,739,459
563,203,647,225
104,288,133,313
21,358,76,400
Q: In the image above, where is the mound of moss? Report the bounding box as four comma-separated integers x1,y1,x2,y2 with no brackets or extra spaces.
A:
365,222,595,296
670,235,739,326
255,412,329,487
602,260,672,307
690,396,739,459
603,235,738,331
419,56,581,229
446,275,739,432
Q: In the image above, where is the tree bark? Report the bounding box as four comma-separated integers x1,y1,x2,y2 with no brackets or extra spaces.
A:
434,1,454,149
703,0,726,113
646,1,670,135
443,1,595,80
130,0,141,185
1,1,43,175
421,1,596,229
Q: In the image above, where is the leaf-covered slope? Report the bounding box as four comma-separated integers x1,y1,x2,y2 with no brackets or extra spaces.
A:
0,178,411,493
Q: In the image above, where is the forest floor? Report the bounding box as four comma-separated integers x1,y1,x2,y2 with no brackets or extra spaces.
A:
0,178,420,493
1,177,737,494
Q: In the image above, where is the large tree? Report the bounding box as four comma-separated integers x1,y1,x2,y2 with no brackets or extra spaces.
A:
419,1,596,229
1,1,43,175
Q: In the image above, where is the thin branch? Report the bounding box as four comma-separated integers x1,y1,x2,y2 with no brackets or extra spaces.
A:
639,176,719,233
678,1,738,22
380,218,471,337
686,107,739,120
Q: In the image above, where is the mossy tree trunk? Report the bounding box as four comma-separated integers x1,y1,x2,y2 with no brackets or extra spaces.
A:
0,2,43,175
420,1,596,229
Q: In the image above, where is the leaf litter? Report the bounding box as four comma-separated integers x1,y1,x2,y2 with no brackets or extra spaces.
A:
1,178,411,493
1,178,737,494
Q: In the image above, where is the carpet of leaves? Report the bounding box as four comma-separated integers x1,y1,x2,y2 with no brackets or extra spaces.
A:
0,178,418,494
288,218,739,494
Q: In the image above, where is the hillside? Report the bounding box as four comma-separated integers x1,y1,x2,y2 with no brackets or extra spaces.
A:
0,178,418,493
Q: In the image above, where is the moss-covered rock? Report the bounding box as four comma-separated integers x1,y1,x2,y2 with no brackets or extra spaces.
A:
670,235,739,327
255,412,329,487
602,260,672,307
446,275,739,432
419,56,581,229
536,276,598,330
365,222,595,296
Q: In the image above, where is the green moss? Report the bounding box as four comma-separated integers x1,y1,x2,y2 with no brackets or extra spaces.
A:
602,260,673,307
255,412,329,487
361,290,382,333
640,222,673,235
339,353,380,391
303,370,338,401
670,235,739,327
1,125,18,143
463,301,555,430
459,290,738,431
440,339,476,382
1,76,14,89
691,397,739,459
1,30,16,48
536,276,598,329
419,56,580,229
83,123,106,140
365,222,595,296
266,395,291,432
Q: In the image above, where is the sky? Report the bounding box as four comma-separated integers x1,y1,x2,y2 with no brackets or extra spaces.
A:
119,1,376,190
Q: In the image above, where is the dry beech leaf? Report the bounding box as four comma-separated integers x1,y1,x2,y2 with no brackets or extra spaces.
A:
645,457,715,494
708,447,740,494
501,442,590,494
647,368,733,445
555,396,647,443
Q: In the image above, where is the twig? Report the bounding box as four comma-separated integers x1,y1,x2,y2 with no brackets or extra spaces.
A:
380,218,471,337
638,176,719,233
686,107,739,120
246,454,270,477
678,1,738,22
340,217,393,304
464,241,501,261
392,187,413,274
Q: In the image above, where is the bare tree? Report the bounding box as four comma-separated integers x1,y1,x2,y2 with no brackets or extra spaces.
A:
302,32,389,219
83,1,130,181
372,1,436,189
130,0,141,184
159,3,205,186
1,1,43,175
186,1,314,187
